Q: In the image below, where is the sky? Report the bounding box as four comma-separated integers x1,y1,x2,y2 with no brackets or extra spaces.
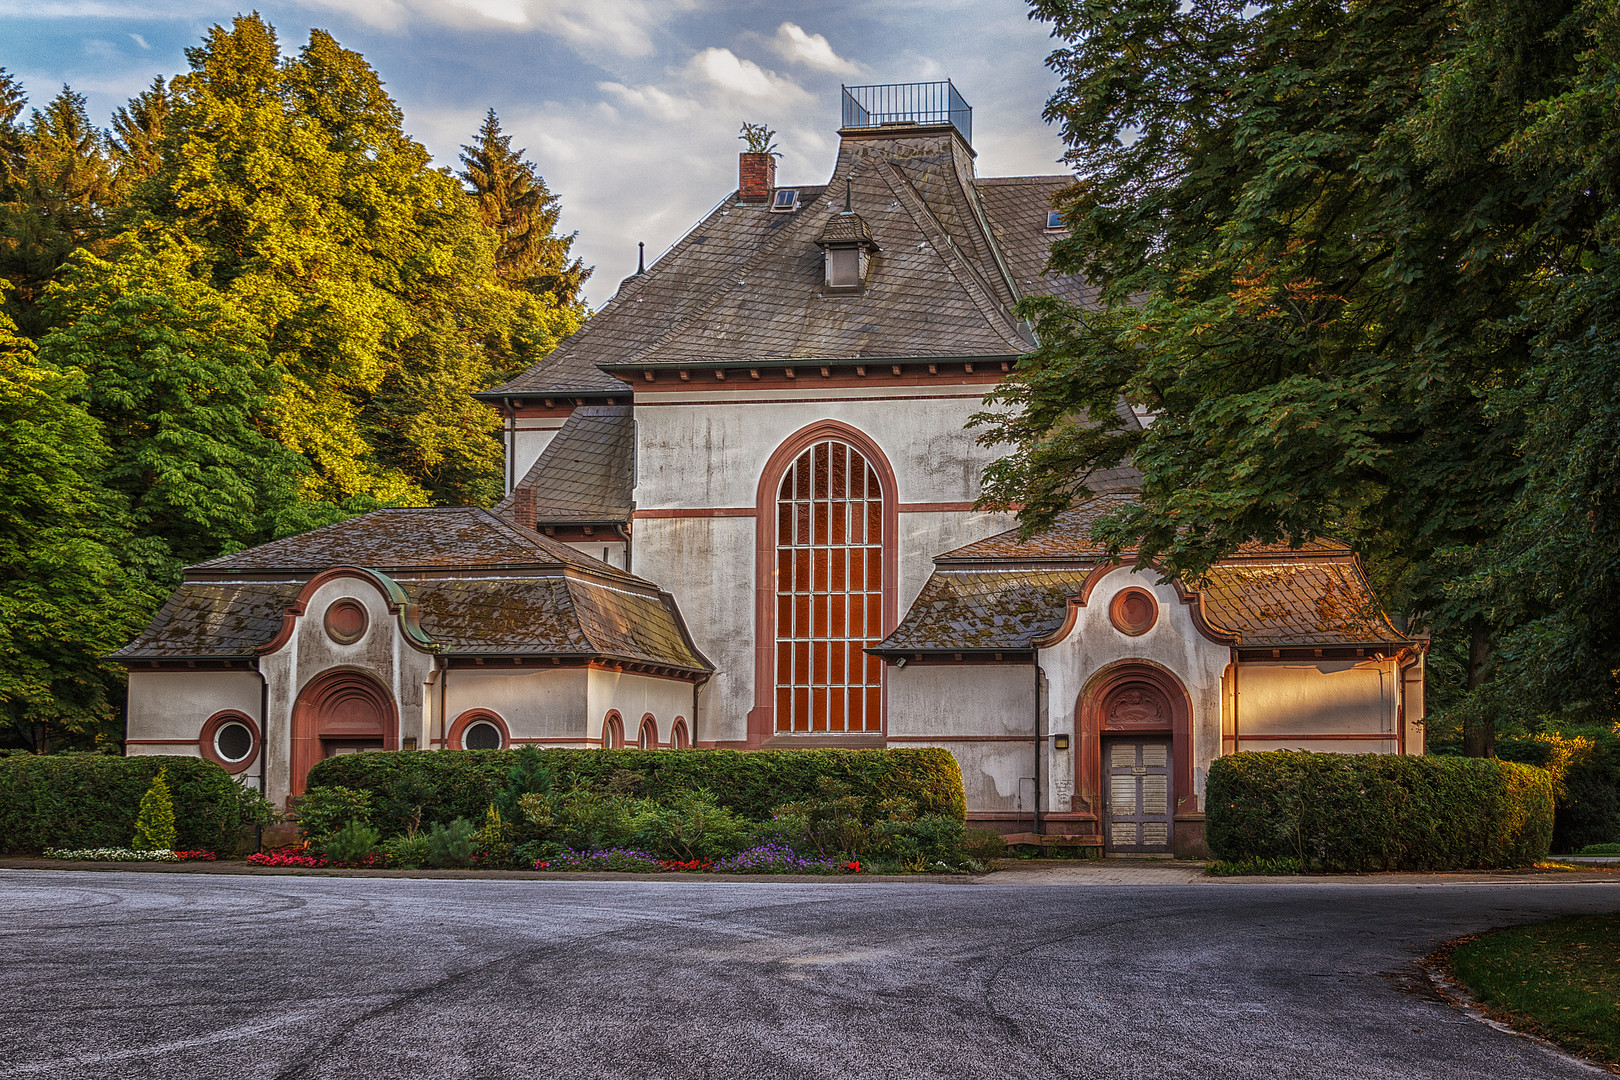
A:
0,0,1073,306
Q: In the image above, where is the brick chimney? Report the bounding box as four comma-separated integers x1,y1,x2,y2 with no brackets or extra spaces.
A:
739,152,776,203
510,486,536,530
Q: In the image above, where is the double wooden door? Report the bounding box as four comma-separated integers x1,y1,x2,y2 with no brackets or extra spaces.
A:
1103,738,1172,854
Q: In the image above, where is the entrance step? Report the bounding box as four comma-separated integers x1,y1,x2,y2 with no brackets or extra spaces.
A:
1002,833,1102,849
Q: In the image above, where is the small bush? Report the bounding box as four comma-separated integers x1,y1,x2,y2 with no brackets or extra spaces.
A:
425,817,477,868
0,755,241,856
295,786,372,842
1206,751,1554,872
131,769,178,852
1206,856,1303,876
632,790,749,862
963,827,1008,861
381,833,429,868
534,847,663,872
319,820,380,865
714,844,846,874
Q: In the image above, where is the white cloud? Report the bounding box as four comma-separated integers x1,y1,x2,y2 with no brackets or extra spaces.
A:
769,23,859,76
288,0,696,56
128,32,149,48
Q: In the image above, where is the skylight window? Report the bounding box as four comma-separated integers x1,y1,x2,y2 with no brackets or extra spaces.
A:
772,189,800,213
1046,210,1066,232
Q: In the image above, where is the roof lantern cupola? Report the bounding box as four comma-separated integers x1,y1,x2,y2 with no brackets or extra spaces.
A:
816,177,878,293
839,80,972,146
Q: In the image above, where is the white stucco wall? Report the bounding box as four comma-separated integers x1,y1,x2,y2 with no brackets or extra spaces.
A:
507,421,567,492
632,388,1015,743
1039,565,1231,815
887,662,1037,818
442,667,588,743
125,669,262,769
564,538,628,571
587,669,696,745
1233,658,1401,753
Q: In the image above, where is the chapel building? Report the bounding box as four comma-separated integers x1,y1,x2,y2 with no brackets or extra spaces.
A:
117,83,1426,857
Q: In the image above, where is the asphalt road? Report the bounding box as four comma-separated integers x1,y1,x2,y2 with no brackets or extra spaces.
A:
1,870,1616,1080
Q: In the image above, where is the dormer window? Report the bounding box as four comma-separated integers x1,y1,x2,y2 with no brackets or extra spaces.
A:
772,189,800,212
826,246,864,289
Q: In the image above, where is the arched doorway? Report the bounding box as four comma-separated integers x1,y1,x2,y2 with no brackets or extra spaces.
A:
289,669,397,798
1074,662,1194,854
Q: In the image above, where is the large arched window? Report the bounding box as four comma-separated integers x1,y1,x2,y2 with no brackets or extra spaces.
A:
775,439,885,733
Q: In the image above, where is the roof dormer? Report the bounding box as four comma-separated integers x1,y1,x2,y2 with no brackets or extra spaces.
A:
816,179,879,294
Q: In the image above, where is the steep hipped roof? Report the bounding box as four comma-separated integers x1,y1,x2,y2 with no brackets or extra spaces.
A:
115,507,709,671
493,404,635,526
876,497,1407,653
487,127,1093,396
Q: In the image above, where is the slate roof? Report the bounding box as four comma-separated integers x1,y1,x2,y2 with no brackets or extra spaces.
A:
877,496,1407,653
487,128,1096,397
115,506,709,670
493,404,635,525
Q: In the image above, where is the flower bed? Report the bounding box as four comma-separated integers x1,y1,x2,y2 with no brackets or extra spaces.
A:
43,847,179,862
713,844,852,874
534,848,664,872
247,850,326,868
174,850,216,862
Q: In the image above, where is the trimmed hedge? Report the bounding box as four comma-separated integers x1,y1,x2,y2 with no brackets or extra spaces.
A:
1497,729,1620,853
304,747,966,836
1206,751,1554,872
0,755,243,855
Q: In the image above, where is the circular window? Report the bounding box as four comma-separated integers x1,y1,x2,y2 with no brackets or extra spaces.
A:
324,599,369,644
463,721,503,750
199,711,259,773
1109,587,1159,636
216,721,254,762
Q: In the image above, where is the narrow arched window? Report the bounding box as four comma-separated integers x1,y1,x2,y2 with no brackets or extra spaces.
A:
638,716,657,750
603,712,625,749
775,439,884,732
670,717,690,749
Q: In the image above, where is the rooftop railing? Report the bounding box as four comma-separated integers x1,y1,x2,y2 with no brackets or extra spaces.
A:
840,81,972,146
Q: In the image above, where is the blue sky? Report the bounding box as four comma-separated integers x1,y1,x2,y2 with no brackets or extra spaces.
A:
0,1,1072,305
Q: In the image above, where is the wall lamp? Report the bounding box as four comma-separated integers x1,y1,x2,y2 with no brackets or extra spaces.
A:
1052,733,1070,751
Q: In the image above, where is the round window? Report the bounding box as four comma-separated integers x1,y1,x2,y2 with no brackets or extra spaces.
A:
1109,587,1159,637
463,721,502,750
324,599,369,644
215,721,254,763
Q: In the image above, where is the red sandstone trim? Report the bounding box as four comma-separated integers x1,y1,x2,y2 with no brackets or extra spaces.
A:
886,734,1033,743
1073,660,1197,826
198,710,260,774
447,709,511,751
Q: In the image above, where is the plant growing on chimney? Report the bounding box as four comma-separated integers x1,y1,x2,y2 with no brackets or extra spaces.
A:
738,122,779,156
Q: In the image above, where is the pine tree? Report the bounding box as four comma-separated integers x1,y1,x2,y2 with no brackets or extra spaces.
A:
458,109,589,307
110,77,169,184
132,768,177,851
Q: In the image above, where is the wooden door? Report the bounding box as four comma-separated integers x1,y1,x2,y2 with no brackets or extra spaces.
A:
1103,739,1172,854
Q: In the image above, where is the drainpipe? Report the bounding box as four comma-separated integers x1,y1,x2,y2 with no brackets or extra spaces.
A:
253,658,269,853
437,656,449,748
1033,649,1043,836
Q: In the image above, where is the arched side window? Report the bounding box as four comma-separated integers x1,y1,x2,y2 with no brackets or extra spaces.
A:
670,717,690,749
638,715,657,750
602,711,625,749
448,710,509,751
775,438,885,733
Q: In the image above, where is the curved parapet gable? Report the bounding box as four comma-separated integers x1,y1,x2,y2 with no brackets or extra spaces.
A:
257,566,437,657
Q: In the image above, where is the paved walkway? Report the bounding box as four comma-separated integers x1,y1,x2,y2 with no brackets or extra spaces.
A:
2,868,1617,1078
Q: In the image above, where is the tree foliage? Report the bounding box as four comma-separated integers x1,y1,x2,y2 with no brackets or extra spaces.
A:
980,0,1620,748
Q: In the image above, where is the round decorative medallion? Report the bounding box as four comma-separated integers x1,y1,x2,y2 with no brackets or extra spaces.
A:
1104,685,1169,728
323,598,369,645
1109,587,1158,636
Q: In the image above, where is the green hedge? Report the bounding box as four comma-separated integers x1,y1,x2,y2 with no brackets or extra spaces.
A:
0,755,244,855
1205,751,1554,871
304,747,966,836
1497,729,1620,853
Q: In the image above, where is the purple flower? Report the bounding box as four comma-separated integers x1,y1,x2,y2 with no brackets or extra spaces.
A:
714,844,846,874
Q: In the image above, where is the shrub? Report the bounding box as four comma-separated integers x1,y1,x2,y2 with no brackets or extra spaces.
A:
304,747,965,839
381,833,430,868
1206,856,1304,876
1498,728,1620,853
294,786,372,842
632,790,750,862
0,755,241,855
963,827,1008,862
424,817,477,868
534,847,663,872
131,769,178,851
714,844,846,874
319,820,380,865
1206,751,1554,872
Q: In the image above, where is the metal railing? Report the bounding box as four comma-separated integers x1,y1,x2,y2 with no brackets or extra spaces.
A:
840,81,972,145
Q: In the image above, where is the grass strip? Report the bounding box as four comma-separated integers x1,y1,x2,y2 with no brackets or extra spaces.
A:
1447,912,1620,1069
